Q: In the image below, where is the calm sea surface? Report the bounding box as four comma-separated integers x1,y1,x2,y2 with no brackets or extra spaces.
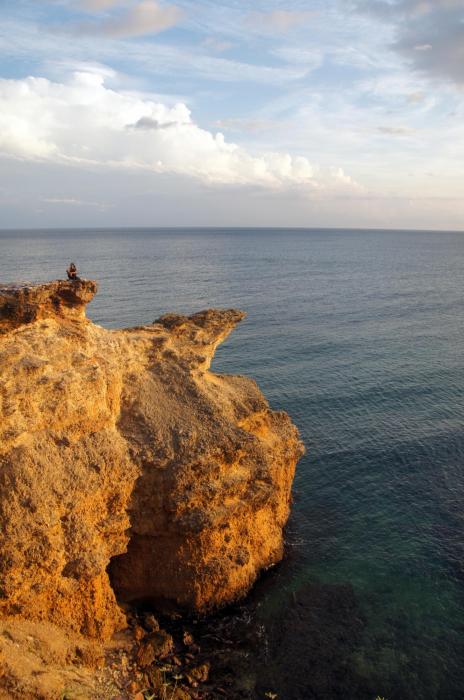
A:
1,228,464,698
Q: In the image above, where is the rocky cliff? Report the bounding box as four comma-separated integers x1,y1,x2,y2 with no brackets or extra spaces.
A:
0,280,304,646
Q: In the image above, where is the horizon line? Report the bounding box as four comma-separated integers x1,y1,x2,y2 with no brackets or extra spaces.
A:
1,225,464,234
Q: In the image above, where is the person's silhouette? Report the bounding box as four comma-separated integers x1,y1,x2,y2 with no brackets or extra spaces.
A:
67,262,78,280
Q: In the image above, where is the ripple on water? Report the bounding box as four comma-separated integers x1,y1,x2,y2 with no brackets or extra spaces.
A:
2,227,464,698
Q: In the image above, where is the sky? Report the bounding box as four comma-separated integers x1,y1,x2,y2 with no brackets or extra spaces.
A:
0,0,463,229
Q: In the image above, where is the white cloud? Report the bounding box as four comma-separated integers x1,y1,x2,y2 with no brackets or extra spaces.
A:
42,196,107,208
201,37,234,53
377,125,416,135
246,10,315,33
406,91,426,102
214,117,275,134
130,115,181,129
272,47,323,71
78,1,183,37
0,17,310,86
0,70,360,194
80,0,122,10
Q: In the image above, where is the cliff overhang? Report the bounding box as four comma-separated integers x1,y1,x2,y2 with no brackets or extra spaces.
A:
0,279,98,333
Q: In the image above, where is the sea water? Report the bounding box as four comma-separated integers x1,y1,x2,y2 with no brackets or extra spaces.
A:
1,228,463,698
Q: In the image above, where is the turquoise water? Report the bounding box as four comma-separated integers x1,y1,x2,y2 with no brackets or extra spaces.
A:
1,228,464,698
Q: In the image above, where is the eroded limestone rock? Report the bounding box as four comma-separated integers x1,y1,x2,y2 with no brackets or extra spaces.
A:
0,279,97,333
0,281,304,641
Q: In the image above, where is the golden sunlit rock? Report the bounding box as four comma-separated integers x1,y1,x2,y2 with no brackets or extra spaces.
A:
0,280,304,642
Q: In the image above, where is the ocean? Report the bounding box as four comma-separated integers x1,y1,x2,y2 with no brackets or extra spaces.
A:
1,227,463,699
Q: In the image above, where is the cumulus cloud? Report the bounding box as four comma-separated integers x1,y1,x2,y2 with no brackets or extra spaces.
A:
0,70,360,193
246,10,315,33
130,115,181,129
78,1,182,37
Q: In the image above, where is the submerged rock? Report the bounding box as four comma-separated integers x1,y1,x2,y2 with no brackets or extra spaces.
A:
0,280,304,641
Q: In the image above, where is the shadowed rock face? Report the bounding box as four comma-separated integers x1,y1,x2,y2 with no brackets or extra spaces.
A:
0,281,304,640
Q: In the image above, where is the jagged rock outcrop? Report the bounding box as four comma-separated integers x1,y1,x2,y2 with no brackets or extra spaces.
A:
0,281,304,642
0,279,97,333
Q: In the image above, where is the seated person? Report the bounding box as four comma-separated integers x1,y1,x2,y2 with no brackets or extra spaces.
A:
67,262,78,280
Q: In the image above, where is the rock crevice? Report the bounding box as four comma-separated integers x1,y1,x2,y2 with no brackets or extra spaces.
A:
0,281,304,640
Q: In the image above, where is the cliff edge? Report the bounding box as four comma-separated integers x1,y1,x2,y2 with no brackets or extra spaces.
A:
0,280,304,645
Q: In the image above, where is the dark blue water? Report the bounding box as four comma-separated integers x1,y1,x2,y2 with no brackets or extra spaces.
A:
1,228,464,698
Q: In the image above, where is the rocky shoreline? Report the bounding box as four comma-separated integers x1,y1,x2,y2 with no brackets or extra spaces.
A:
93,558,373,700
0,280,304,699
0,568,375,700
